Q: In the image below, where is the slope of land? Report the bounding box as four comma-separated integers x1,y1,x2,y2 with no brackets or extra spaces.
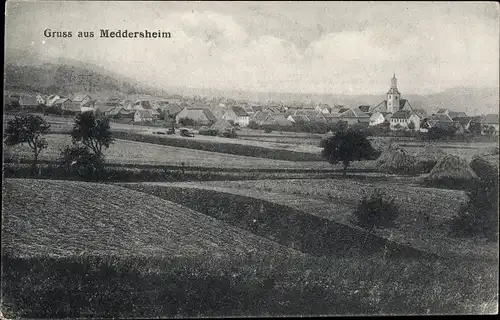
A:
2,179,301,258
7,134,333,169
123,182,442,260
122,180,498,261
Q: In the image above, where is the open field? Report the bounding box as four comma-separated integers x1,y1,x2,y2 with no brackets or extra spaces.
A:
123,180,498,260
123,183,437,259
6,134,332,169
6,113,497,162
2,179,300,258
2,179,498,317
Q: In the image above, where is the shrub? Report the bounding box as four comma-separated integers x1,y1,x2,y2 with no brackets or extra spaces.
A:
354,189,400,229
322,128,377,176
264,127,273,133
4,114,51,175
199,128,219,136
59,145,105,181
178,117,196,127
449,156,499,241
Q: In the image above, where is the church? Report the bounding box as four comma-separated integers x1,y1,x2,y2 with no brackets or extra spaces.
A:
369,74,426,129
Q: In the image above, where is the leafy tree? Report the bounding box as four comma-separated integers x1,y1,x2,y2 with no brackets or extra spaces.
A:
178,117,195,127
450,157,499,241
407,120,416,131
248,121,260,129
428,125,455,140
4,115,51,174
332,120,348,133
393,123,402,130
59,145,104,181
71,111,113,157
482,125,497,136
468,121,482,135
354,189,400,229
322,128,377,176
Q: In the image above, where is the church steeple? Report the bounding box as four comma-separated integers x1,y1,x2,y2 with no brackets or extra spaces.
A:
391,72,397,88
386,73,401,113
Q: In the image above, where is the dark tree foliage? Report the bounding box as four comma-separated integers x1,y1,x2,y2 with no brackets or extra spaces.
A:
4,115,51,174
59,145,104,181
428,126,456,140
450,158,499,241
354,189,400,229
407,121,416,131
482,125,497,136
178,117,196,127
71,111,113,157
321,128,377,176
468,122,482,135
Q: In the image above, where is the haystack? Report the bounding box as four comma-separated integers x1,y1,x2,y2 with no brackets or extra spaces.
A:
370,137,393,152
478,146,499,156
377,145,419,174
413,144,448,173
426,154,478,185
470,155,499,183
414,144,447,162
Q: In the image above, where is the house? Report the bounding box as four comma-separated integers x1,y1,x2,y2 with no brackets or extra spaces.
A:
448,111,467,118
19,95,40,109
53,98,72,109
105,96,122,107
211,119,233,131
452,117,474,131
61,101,84,113
163,103,184,118
323,114,341,124
71,94,92,106
358,105,371,113
369,112,386,126
109,107,135,119
45,95,61,107
481,114,499,134
390,111,420,130
251,111,271,125
287,115,310,123
80,99,96,112
175,107,217,125
36,95,45,105
222,106,250,127
243,105,262,119
338,108,370,125
134,109,155,123
371,74,427,118
262,114,293,126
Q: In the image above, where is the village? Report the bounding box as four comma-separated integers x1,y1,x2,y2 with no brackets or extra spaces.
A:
5,74,499,138
3,1,499,318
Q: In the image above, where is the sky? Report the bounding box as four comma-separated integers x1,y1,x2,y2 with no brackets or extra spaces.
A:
4,1,500,95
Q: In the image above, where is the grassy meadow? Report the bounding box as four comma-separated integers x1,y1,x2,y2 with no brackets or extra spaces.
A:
2,113,498,317
2,179,498,317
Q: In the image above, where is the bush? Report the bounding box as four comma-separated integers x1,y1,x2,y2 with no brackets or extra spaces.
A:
354,189,400,229
199,128,219,136
264,127,273,133
449,157,499,241
178,117,196,127
59,145,104,181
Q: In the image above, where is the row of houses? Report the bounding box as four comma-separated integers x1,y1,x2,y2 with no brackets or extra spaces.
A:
5,87,499,134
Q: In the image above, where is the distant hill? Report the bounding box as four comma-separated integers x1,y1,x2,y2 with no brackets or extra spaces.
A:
3,48,168,98
3,63,158,98
4,49,497,115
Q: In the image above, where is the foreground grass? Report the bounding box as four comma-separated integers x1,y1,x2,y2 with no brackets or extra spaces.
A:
6,133,331,169
2,179,299,258
125,181,498,260
1,253,497,318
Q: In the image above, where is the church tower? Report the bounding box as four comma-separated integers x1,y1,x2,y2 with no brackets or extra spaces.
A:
386,73,401,113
